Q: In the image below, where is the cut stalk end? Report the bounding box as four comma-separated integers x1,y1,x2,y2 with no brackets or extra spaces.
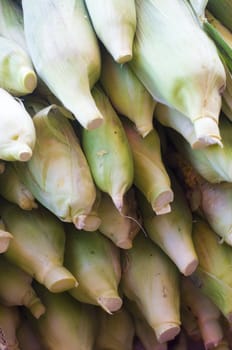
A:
151,190,174,215
155,323,181,343
97,295,123,314
43,266,78,293
194,117,223,148
23,291,46,319
200,319,223,350
116,239,133,249
181,258,199,276
0,230,13,253
20,67,37,94
74,214,101,232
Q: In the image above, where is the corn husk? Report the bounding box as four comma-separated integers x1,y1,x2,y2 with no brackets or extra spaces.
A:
137,174,198,276
32,284,97,350
98,189,140,249
85,0,136,63
22,0,103,130
0,36,37,96
100,48,156,137
0,202,77,293
207,0,232,32
181,277,223,349
126,299,168,350
191,217,232,322
169,115,232,183
82,86,134,212
14,103,97,231
95,307,135,350
0,88,36,162
181,306,201,342
0,304,20,350
123,120,173,215
17,319,44,350
0,255,45,319
197,181,232,246
0,0,26,49
121,232,181,343
203,11,232,121
154,103,219,149
0,163,37,210
188,0,208,18
130,0,226,148
65,225,122,314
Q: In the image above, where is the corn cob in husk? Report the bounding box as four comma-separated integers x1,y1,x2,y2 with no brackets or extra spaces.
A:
0,202,77,293
169,115,232,183
98,189,140,249
0,88,36,162
0,255,45,319
123,120,173,215
126,299,168,350
137,174,198,276
14,102,97,231
0,163,37,211
95,307,135,350
130,0,226,148
0,304,21,350
22,0,103,130
31,284,97,350
0,37,37,96
82,86,134,213
64,225,122,314
191,217,232,322
181,276,223,349
121,232,181,343
100,48,156,137
84,0,136,64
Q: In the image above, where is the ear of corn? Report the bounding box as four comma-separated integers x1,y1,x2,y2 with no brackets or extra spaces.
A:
123,120,173,215
0,163,37,211
121,232,181,343
22,0,103,130
82,86,134,213
126,299,168,350
64,226,122,314
137,174,198,276
0,255,45,319
0,36,37,96
198,181,232,246
95,307,135,350
169,115,232,183
130,0,226,147
84,0,136,63
154,102,222,149
14,102,97,231
0,88,36,162
32,283,97,350
181,276,223,349
100,48,156,137
0,202,78,293
192,217,232,322
0,304,20,350
98,190,140,249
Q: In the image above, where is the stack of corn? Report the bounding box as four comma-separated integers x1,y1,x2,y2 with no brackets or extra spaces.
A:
1,0,232,349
